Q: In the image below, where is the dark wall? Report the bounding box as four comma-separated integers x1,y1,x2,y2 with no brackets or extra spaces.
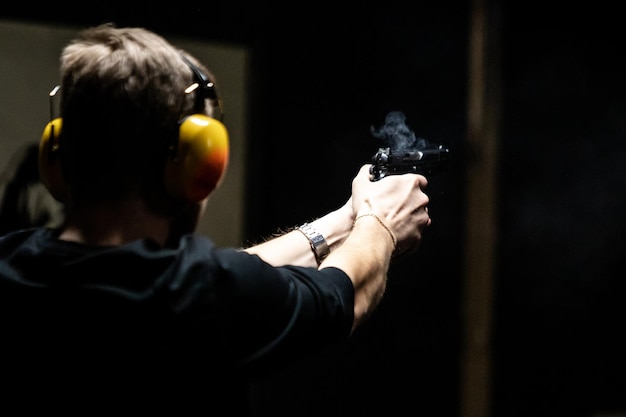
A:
495,2,626,416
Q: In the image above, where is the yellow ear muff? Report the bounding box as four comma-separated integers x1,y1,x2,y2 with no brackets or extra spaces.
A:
39,118,67,202
164,114,229,202
39,115,229,203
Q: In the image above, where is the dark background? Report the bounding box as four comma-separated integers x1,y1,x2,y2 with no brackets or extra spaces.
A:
3,1,625,416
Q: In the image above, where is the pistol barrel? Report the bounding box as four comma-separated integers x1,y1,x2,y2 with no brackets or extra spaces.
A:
370,145,449,180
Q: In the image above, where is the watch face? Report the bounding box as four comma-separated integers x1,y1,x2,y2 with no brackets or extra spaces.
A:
310,234,324,245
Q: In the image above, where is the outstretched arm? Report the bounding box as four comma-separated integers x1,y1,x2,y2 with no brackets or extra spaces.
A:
245,165,431,333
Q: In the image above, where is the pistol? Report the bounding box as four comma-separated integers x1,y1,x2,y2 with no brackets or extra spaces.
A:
370,144,450,181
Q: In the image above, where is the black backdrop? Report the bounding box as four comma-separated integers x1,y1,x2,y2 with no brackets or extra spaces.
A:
495,2,626,416
4,1,626,415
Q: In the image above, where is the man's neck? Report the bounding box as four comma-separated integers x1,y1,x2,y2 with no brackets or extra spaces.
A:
58,199,171,247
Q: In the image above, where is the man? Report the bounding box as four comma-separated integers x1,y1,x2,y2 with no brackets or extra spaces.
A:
0,23,431,414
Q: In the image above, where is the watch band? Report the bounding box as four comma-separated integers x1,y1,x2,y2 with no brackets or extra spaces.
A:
296,222,330,266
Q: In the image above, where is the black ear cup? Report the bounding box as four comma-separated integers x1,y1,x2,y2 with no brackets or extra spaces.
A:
39,118,67,202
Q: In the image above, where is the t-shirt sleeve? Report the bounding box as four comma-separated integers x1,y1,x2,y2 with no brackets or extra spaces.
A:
212,247,354,372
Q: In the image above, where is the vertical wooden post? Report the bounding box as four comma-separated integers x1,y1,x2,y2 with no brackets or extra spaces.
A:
461,0,500,416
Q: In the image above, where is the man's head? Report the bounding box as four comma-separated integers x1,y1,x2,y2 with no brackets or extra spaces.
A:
40,23,228,210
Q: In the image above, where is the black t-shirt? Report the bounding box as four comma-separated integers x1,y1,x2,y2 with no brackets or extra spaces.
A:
0,228,354,414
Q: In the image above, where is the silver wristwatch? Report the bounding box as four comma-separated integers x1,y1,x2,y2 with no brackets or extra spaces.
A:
297,222,330,265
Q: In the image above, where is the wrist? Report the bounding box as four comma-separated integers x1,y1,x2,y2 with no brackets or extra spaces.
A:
353,213,397,251
296,223,330,266
310,206,353,252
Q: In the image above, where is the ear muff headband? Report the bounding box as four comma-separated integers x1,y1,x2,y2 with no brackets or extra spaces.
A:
180,55,219,111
